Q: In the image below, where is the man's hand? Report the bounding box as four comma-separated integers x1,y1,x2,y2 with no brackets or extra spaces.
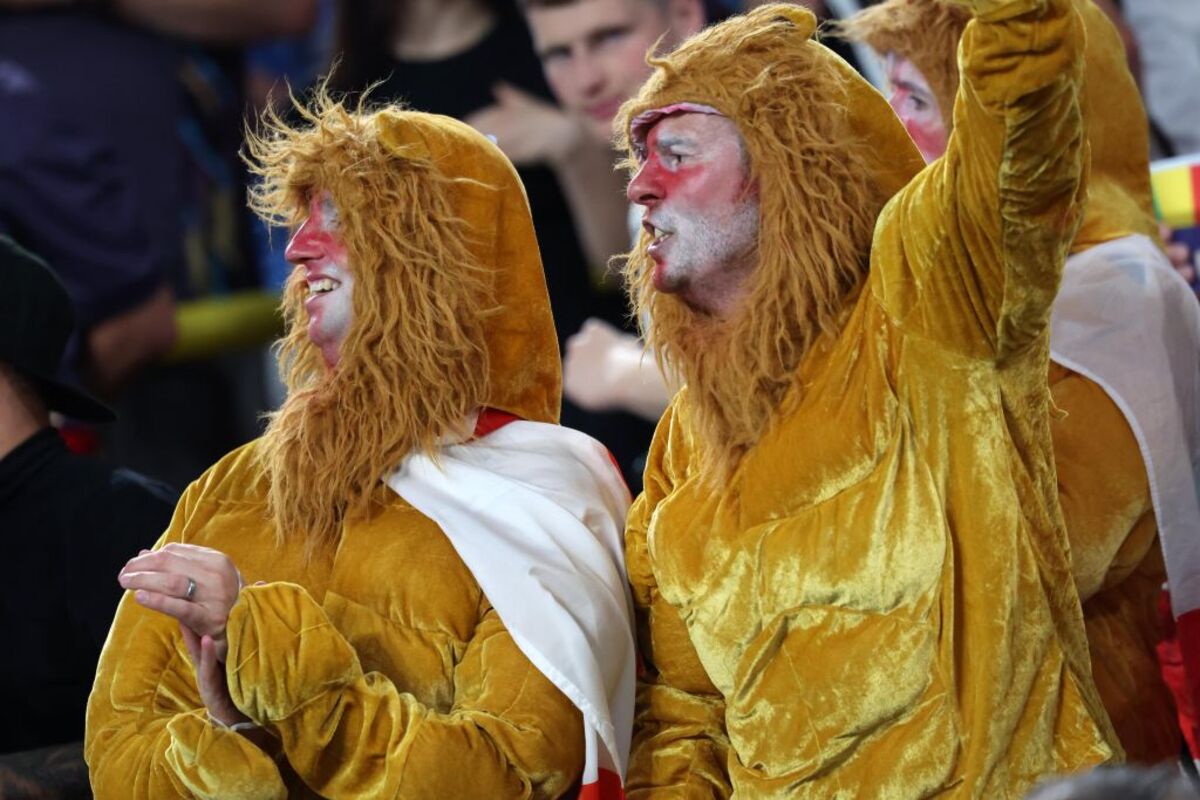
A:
563,318,672,421
465,83,586,167
179,625,252,728
118,543,241,662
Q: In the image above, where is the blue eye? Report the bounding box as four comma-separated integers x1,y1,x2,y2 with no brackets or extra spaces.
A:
321,197,342,228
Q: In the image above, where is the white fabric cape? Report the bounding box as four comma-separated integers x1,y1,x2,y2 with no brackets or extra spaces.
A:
1050,233,1200,616
385,420,636,790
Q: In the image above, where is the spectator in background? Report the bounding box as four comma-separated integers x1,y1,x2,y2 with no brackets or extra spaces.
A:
0,237,175,798
0,0,319,491
330,0,658,489
0,0,316,395
492,0,706,276
516,0,708,428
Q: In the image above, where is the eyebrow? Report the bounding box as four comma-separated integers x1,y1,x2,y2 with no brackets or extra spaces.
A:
893,79,933,100
320,196,341,224
654,134,694,151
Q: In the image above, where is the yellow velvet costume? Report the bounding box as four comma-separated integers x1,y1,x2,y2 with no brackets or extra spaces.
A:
844,0,1178,762
1046,19,1175,760
620,1,1119,796
85,112,584,798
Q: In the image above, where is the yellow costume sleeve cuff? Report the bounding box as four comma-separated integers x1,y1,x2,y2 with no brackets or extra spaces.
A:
164,709,287,800
226,582,363,724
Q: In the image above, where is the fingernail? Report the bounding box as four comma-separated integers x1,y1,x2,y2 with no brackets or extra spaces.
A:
135,590,148,603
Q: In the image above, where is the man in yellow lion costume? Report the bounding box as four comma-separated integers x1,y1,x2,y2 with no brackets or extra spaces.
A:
619,1,1121,796
840,0,1200,766
84,96,636,799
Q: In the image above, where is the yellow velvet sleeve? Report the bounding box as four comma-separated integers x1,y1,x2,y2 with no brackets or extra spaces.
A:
84,477,287,800
225,582,583,799
874,0,1086,363
624,406,732,799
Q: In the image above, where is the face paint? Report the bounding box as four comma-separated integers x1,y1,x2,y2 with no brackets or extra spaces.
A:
886,54,948,163
626,112,760,316
285,191,356,368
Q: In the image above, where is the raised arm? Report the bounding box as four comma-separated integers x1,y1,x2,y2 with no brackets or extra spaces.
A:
225,583,583,798
876,0,1087,362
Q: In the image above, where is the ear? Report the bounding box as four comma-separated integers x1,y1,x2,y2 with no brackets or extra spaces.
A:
665,0,706,41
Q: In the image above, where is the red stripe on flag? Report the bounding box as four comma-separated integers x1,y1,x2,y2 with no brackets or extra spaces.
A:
577,769,625,800
1191,165,1200,227
1157,592,1200,757
473,408,522,438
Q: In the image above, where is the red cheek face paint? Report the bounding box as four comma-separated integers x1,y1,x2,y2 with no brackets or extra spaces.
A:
286,191,357,368
903,117,947,163
646,152,697,192
885,54,949,163
286,196,349,264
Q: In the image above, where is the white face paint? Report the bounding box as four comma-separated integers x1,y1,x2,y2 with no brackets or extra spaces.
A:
627,112,760,317
285,191,356,368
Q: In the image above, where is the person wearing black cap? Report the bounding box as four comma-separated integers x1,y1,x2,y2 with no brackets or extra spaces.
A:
0,235,176,797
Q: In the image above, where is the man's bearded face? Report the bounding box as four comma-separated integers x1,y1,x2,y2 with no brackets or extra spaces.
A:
628,112,759,317
285,192,356,368
885,54,948,164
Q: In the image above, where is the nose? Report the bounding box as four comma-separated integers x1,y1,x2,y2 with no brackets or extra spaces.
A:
627,159,662,207
284,217,321,265
573,52,606,99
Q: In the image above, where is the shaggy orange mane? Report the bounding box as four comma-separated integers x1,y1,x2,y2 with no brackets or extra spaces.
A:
617,5,921,479
244,89,492,552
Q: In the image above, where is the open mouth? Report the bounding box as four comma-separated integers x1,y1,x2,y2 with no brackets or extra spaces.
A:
307,277,341,296
643,220,674,247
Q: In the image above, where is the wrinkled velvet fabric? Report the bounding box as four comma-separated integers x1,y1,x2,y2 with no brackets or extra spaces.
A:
850,0,1179,764
1049,363,1177,763
86,444,583,799
1048,0,1178,763
624,0,1121,796
85,115,582,798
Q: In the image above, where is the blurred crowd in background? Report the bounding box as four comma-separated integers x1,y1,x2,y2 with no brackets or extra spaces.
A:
2,0,1196,495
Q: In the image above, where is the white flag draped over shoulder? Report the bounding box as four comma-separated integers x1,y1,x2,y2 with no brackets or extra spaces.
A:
386,418,636,798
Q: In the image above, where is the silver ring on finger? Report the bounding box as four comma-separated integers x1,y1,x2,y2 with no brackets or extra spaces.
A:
185,577,197,602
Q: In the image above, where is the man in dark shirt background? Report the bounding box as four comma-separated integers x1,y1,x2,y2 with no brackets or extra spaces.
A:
0,236,176,799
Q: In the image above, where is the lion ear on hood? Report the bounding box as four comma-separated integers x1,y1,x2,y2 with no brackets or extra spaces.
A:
765,3,818,37
377,117,433,162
